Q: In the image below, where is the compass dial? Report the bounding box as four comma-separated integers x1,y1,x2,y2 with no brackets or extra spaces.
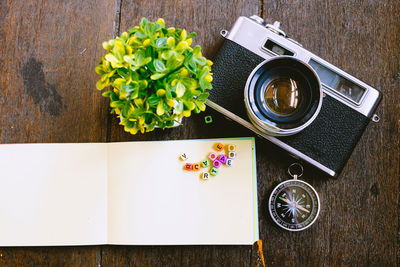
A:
269,179,320,231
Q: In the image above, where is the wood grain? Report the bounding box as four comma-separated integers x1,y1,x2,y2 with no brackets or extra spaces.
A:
0,0,399,266
0,0,115,143
260,0,399,266
0,0,116,265
102,1,261,266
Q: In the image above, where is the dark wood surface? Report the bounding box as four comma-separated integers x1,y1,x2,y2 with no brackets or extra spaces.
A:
0,0,398,266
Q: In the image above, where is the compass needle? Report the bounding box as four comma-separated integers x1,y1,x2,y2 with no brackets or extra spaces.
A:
296,204,310,213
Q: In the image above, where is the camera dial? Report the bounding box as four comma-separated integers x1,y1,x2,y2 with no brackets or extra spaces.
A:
249,15,266,26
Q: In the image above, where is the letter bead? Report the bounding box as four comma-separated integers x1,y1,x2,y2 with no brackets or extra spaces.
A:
218,154,227,164
228,144,236,152
215,142,224,151
213,160,222,168
204,116,213,124
193,163,200,171
184,163,193,170
228,152,236,159
226,159,234,166
201,159,210,168
209,153,217,161
201,172,210,180
210,167,219,176
179,152,188,161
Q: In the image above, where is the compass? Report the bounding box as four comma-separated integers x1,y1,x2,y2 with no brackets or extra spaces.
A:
268,163,320,231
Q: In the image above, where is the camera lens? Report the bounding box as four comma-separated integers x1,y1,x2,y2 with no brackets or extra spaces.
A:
244,57,322,136
263,77,299,115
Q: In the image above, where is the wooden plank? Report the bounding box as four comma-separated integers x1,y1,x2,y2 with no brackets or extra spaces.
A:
260,0,400,266
103,0,261,266
1,0,397,266
0,0,116,265
0,0,115,143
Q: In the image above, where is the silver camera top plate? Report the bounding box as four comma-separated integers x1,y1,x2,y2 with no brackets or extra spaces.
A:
222,16,381,118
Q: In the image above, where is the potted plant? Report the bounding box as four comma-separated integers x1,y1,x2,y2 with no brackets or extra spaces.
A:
95,18,213,134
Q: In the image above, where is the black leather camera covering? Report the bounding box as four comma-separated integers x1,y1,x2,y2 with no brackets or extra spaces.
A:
208,39,370,175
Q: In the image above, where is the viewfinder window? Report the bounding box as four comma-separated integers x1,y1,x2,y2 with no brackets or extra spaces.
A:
308,59,366,104
264,40,294,56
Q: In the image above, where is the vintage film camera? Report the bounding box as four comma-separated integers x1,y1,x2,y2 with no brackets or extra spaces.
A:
207,16,381,177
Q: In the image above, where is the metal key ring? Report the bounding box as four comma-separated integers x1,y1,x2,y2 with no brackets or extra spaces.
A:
288,163,304,179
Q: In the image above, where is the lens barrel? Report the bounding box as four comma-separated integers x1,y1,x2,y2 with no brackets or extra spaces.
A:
244,56,322,136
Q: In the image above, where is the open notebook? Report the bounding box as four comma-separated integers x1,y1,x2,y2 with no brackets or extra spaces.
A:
0,138,258,246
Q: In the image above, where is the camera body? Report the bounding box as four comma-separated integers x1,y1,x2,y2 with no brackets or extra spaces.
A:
207,16,381,177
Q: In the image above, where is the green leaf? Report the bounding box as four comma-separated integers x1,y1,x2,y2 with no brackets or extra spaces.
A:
140,18,149,30
144,21,153,36
176,82,186,97
199,79,212,90
150,73,166,80
147,95,160,106
175,101,184,114
153,59,166,73
105,54,123,68
194,56,206,65
195,100,206,111
155,38,168,49
166,54,184,69
95,65,105,75
157,100,165,115
152,23,162,33
130,87,139,99
128,26,139,34
117,68,129,79
123,55,135,66
186,32,196,39
135,51,145,65
121,32,129,41
135,31,146,39
193,45,201,55
143,57,152,65
184,100,195,110
121,83,136,93
113,39,126,61
102,91,113,97
96,80,107,90
196,92,209,102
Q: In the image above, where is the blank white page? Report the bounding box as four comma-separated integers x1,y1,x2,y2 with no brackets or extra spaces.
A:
107,138,259,245
0,143,108,246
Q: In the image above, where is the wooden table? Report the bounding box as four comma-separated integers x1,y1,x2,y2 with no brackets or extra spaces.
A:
0,0,398,266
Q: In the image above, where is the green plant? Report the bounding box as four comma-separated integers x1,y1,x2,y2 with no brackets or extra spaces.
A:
95,18,213,134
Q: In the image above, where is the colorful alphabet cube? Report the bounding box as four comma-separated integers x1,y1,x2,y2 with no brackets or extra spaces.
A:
193,163,200,171
201,159,210,168
210,167,219,176
204,116,213,124
215,143,224,151
180,152,188,161
181,142,237,177
184,163,193,170
218,154,227,164
209,152,217,161
213,160,222,168
201,172,210,180
226,159,234,166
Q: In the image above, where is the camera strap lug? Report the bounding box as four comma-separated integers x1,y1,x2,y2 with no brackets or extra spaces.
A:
220,29,229,38
372,114,380,123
